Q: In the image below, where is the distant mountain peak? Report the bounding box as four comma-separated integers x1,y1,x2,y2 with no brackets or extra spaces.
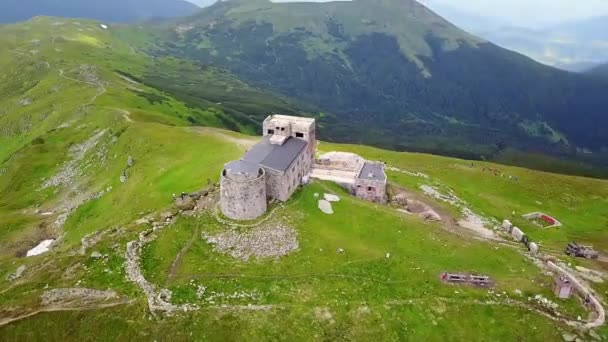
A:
0,0,200,24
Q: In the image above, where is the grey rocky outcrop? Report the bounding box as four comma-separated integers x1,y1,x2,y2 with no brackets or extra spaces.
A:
203,224,298,261
40,288,118,305
7,265,27,281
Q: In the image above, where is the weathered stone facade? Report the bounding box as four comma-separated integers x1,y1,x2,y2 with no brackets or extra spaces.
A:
353,162,387,203
220,115,316,220
220,161,267,220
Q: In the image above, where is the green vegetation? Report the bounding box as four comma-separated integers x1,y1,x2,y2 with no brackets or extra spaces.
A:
149,0,608,174
0,15,607,342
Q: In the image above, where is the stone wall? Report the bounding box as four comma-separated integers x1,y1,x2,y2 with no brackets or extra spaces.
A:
354,178,387,203
547,261,605,328
220,168,267,220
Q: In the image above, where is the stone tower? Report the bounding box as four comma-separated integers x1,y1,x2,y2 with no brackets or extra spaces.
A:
220,160,267,220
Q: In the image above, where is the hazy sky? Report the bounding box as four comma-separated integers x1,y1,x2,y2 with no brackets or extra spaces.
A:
189,0,608,27
426,0,608,27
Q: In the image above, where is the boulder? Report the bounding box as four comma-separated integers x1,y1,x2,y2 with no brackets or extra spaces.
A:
393,193,408,206
318,200,334,214
529,242,539,255
7,265,26,281
511,227,524,241
324,193,341,202
175,196,195,211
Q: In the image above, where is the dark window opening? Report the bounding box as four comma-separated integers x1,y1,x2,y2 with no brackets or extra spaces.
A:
267,129,275,134
368,186,375,192
296,132,304,138
281,127,285,131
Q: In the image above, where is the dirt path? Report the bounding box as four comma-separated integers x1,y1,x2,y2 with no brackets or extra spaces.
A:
0,299,132,328
165,228,199,286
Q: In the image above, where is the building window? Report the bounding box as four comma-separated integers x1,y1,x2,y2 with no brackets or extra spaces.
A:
281,127,285,131
267,129,274,134
368,186,375,192
296,132,304,138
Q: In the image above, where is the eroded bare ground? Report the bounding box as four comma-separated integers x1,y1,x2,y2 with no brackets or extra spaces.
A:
0,288,131,328
388,185,460,232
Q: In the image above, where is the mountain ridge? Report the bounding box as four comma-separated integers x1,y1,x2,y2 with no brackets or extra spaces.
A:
0,0,200,23
149,0,608,164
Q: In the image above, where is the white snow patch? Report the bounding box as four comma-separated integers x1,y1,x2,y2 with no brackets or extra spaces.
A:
26,239,55,257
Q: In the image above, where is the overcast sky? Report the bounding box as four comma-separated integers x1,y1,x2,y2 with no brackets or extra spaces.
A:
426,0,608,27
189,0,608,28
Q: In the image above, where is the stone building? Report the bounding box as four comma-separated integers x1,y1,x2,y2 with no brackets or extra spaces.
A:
220,115,316,220
353,162,387,203
311,152,387,204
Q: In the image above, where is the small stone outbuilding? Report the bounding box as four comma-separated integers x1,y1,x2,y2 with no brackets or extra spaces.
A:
354,162,387,203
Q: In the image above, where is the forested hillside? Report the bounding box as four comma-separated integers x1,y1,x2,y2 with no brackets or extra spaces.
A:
145,0,608,170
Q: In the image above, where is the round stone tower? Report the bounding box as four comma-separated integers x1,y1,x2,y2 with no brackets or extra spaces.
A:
220,160,267,220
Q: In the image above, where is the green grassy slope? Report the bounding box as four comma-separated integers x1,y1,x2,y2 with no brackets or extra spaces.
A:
0,16,607,341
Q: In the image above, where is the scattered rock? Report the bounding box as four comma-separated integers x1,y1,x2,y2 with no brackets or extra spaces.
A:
19,98,32,106
324,194,341,202
7,265,27,281
40,288,118,306
127,156,135,167
562,333,577,342
337,248,345,254
90,251,103,259
175,196,195,211
314,307,335,324
120,171,128,183
318,200,334,214
203,224,298,261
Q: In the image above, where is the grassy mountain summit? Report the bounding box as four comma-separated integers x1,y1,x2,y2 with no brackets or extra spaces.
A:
150,0,608,170
0,17,607,341
0,0,200,23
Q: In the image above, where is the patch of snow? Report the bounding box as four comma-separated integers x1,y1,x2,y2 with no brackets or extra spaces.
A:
26,239,55,257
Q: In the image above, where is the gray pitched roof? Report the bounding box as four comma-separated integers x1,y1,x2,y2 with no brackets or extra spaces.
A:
357,162,386,182
224,160,260,175
243,136,307,172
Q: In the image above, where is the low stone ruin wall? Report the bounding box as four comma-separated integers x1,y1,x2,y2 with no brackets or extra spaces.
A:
501,220,539,255
547,262,605,328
